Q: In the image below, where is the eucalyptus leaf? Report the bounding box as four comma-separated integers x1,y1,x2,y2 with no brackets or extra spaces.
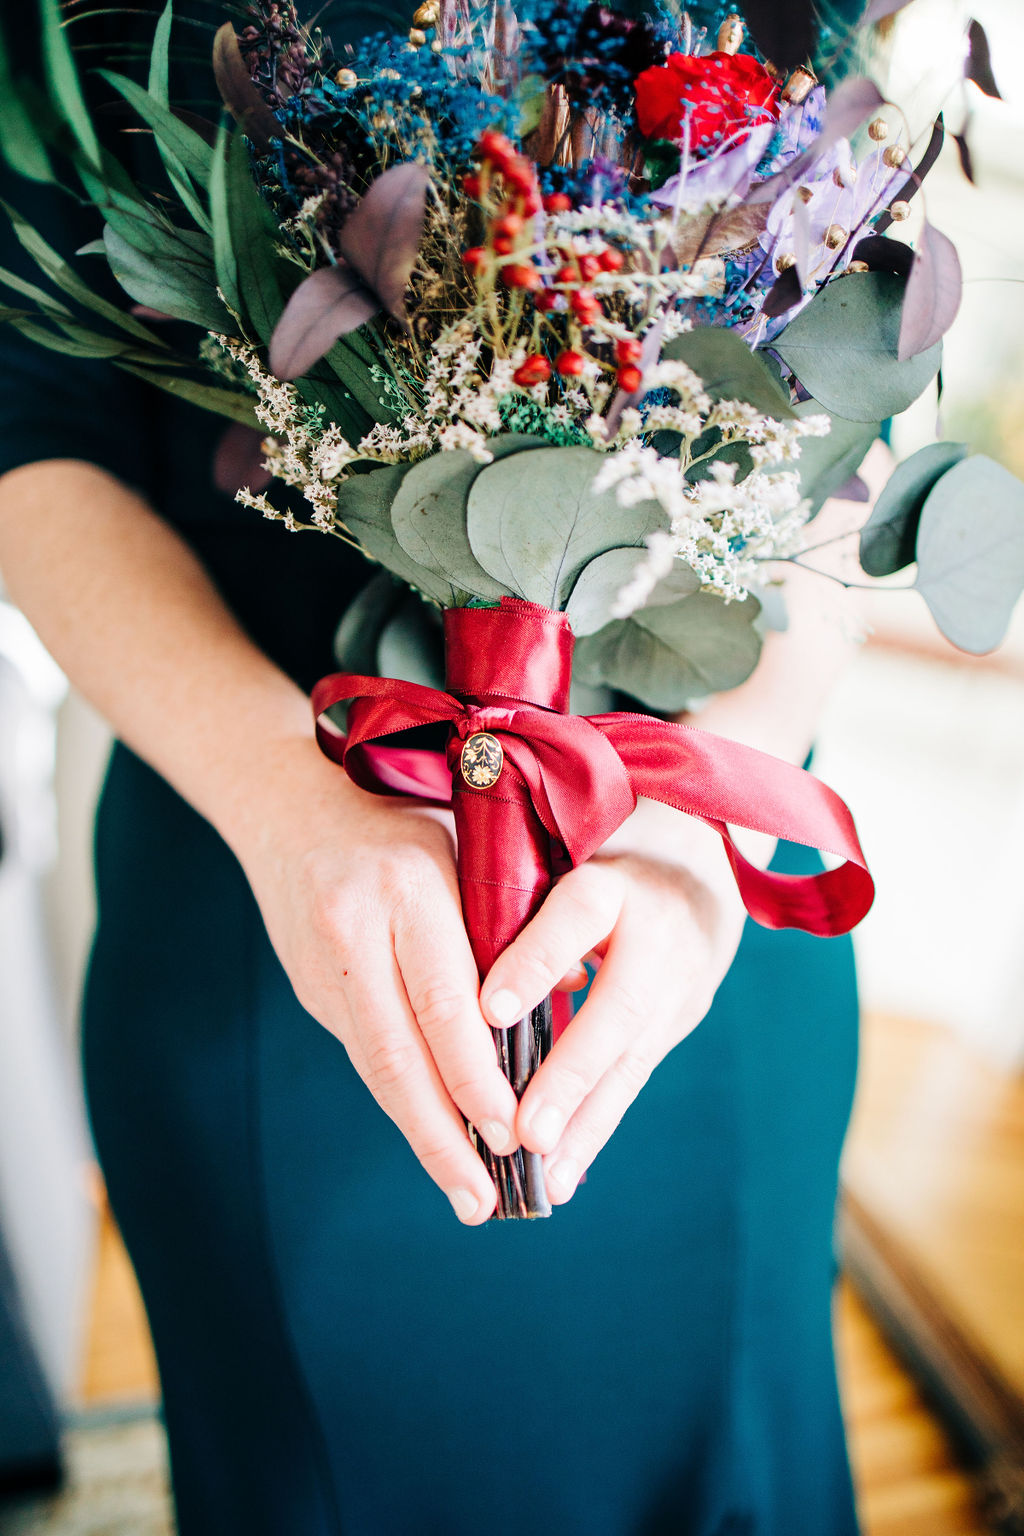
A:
773,271,941,422
789,400,879,517
40,0,100,169
662,327,794,418
860,440,968,576
338,463,455,604
103,224,228,331
915,456,1024,653
467,446,669,608
566,549,700,637
391,436,545,602
334,571,403,673
115,362,262,427
377,599,446,690
269,265,379,380
574,591,762,711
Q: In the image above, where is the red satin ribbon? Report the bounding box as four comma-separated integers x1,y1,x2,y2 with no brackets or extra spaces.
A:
313,653,874,940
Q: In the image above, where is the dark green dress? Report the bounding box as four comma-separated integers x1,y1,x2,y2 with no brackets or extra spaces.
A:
0,9,862,1531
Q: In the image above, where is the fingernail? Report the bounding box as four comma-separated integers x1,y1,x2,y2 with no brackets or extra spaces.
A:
478,1119,514,1154
548,1158,579,1198
447,1187,479,1223
525,1103,564,1152
485,988,522,1027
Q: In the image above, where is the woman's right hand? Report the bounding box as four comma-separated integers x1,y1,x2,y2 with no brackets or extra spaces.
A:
230,737,520,1224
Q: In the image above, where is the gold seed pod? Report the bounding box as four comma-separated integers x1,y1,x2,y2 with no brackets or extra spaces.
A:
413,0,439,25
717,12,744,53
889,199,911,221
868,117,889,141
409,26,426,44
848,260,870,273
824,224,847,250
883,144,907,168
430,36,442,50
335,66,358,88
782,66,817,105
776,252,797,272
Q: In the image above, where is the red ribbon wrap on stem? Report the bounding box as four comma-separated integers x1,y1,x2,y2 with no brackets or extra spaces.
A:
313,597,874,958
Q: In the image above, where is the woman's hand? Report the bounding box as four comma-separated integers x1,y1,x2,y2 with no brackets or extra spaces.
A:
233,742,521,1226
480,800,750,1206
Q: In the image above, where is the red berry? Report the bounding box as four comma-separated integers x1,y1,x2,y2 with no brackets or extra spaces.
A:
554,263,578,286
598,246,625,272
463,172,482,198
577,253,601,281
570,288,600,321
461,245,489,273
518,188,542,216
477,129,515,166
543,191,572,213
504,155,537,193
501,262,540,290
555,348,585,376
493,213,522,239
535,289,560,312
513,354,552,386
492,233,515,255
614,337,642,364
616,364,643,393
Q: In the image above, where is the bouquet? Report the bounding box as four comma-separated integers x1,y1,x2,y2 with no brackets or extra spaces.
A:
2,0,1022,1215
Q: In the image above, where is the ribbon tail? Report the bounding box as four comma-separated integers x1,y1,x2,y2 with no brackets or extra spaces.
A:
596,716,874,937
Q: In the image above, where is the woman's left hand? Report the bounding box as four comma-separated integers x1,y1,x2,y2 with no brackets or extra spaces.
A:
480,799,755,1205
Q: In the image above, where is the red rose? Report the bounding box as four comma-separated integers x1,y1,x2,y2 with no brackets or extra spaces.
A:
634,51,780,155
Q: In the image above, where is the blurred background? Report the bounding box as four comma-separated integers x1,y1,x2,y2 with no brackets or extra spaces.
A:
0,0,1023,1532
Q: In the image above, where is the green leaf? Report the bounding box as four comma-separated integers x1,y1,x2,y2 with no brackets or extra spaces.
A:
566,548,700,637
0,12,53,181
390,436,544,602
377,598,446,689
789,400,879,517
209,118,240,321
662,327,794,419
467,445,668,608
337,463,455,603
40,0,100,169
860,440,968,576
0,199,168,348
0,263,73,319
8,316,134,358
144,4,215,235
574,591,763,710
115,362,262,427
225,128,284,342
773,271,942,422
914,455,1024,653
324,329,406,426
103,224,228,331
334,571,404,672
100,67,213,190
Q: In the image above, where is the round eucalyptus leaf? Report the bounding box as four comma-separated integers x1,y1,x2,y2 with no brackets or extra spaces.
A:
333,570,403,671
914,456,1024,654
565,548,702,636
338,462,456,604
773,271,941,423
467,445,667,609
574,590,762,710
860,440,968,576
789,401,880,517
661,326,794,419
377,596,446,689
390,435,544,602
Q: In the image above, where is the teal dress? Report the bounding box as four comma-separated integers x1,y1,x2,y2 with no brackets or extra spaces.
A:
0,8,862,1531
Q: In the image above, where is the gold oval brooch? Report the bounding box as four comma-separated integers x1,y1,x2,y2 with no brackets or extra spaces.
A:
460,731,503,789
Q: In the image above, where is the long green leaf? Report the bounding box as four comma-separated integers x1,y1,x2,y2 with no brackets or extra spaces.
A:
227,129,283,342
0,13,53,181
40,0,101,169
9,316,133,358
1,199,169,348
116,361,261,427
145,3,214,235
103,224,229,332
209,118,240,321
0,263,74,318
99,68,213,190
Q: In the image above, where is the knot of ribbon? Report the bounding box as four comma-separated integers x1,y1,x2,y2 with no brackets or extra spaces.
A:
312,671,874,939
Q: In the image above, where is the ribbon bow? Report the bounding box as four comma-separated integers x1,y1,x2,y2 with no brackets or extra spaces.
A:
312,672,874,938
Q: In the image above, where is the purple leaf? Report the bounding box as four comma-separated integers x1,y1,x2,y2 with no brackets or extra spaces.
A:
761,263,802,318
851,234,914,277
966,18,1002,100
746,77,886,204
338,163,430,324
833,473,869,502
213,422,271,496
898,220,962,361
212,23,282,154
862,0,915,21
954,128,975,183
269,265,380,380
875,115,944,231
